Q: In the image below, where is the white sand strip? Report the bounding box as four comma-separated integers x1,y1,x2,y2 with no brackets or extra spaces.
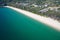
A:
6,6,60,31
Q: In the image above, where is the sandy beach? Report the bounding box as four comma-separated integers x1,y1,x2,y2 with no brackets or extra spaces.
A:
6,6,60,31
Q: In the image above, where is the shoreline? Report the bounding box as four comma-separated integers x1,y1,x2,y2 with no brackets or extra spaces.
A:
6,6,60,31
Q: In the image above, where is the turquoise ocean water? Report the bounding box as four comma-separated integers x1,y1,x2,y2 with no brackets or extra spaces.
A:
0,7,60,40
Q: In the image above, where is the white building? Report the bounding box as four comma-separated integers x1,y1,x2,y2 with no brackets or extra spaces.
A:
16,2,29,6
32,4,39,7
39,7,60,13
49,7,60,11
39,8,49,13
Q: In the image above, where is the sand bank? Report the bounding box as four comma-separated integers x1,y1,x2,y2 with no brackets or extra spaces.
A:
6,6,60,31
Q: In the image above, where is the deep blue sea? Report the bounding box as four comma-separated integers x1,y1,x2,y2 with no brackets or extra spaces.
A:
0,7,60,40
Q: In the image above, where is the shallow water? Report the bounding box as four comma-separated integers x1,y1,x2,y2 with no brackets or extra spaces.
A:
0,7,60,40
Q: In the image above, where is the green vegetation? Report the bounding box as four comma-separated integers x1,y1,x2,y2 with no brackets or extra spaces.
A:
4,0,60,22
0,0,11,6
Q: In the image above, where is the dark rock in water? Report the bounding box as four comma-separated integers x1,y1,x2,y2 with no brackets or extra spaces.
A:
4,3,7,6
0,3,7,7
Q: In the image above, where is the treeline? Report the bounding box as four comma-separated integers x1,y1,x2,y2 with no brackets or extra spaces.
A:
8,0,60,22
11,0,60,5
